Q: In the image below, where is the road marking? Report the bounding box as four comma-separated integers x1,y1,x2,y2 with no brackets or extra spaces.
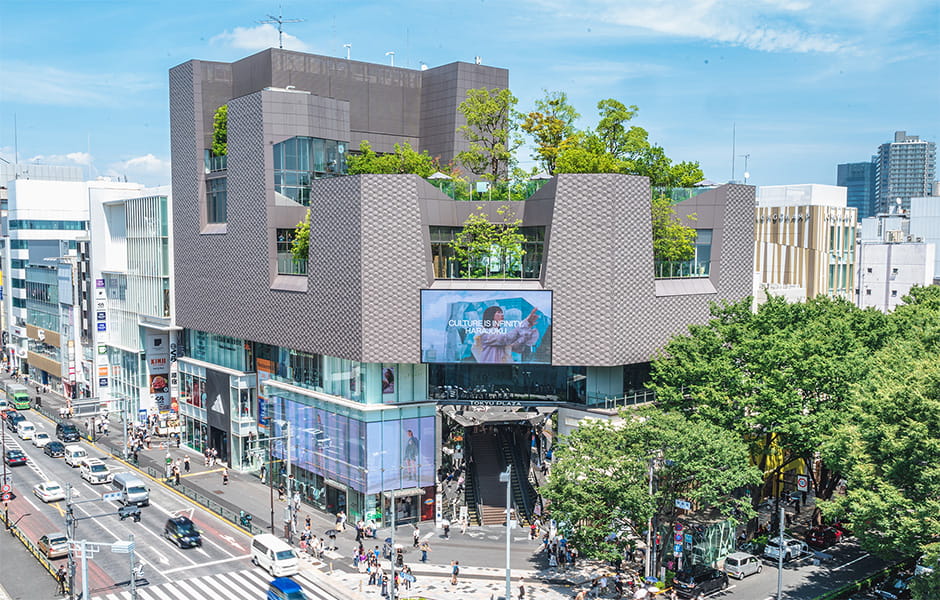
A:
831,553,870,571
162,554,251,574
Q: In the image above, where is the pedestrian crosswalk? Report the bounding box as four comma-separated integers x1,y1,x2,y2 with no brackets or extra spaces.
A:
91,568,338,600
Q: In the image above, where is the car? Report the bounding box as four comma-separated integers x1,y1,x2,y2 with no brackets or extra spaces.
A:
163,516,202,548
806,526,844,548
6,412,25,432
3,449,27,466
56,422,81,443
267,577,309,600
37,533,69,559
80,458,113,484
673,565,729,597
33,481,66,503
31,431,52,448
44,441,66,458
724,551,763,579
763,536,810,561
16,420,36,440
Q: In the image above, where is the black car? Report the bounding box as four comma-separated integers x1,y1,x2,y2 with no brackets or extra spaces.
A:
673,565,729,598
164,516,202,548
56,422,80,443
44,441,66,458
4,449,27,466
6,412,25,432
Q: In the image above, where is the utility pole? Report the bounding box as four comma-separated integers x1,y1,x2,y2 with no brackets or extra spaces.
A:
66,485,76,600
500,466,512,600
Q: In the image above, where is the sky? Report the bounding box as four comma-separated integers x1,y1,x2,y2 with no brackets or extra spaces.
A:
1,0,938,188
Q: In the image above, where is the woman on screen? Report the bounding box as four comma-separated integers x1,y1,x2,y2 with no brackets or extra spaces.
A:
471,305,540,363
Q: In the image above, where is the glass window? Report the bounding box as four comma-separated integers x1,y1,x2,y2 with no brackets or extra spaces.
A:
206,176,227,223
273,136,348,207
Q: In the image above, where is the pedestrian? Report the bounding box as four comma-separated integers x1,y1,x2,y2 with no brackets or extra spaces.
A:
305,515,311,530
183,456,190,473
443,519,450,539
412,523,420,547
420,541,429,562
259,464,267,483
451,560,459,585
174,466,181,486
518,578,526,599
380,574,389,597
222,467,229,485
56,565,67,594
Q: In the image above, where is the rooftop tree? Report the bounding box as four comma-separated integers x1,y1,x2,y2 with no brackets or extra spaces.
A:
520,90,580,175
457,87,521,182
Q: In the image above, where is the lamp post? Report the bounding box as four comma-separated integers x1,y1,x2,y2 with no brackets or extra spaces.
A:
247,423,291,536
499,465,512,600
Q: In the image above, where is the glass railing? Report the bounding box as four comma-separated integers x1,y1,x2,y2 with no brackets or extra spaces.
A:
653,186,713,203
426,178,550,201
277,253,307,276
204,150,227,173
654,259,711,279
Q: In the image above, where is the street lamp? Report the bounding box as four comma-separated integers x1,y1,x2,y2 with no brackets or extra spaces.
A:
499,465,512,600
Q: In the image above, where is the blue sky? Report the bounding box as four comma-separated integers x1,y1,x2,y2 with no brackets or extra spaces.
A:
1,0,937,188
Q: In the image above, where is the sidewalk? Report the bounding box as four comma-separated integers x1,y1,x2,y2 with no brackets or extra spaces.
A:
12,377,623,599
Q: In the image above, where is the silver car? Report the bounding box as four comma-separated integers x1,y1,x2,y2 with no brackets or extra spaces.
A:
725,552,763,579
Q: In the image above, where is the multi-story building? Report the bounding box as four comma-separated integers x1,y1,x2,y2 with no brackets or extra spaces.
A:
874,131,936,214
170,48,756,527
909,196,940,286
856,211,936,312
837,161,876,220
755,184,857,300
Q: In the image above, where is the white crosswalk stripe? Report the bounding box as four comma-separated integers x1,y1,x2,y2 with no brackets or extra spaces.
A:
90,567,339,600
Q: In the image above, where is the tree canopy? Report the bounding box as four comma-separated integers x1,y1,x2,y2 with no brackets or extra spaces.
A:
542,408,761,564
291,209,310,262
519,90,580,175
456,88,521,181
211,104,228,157
346,140,443,177
449,204,526,278
651,195,697,262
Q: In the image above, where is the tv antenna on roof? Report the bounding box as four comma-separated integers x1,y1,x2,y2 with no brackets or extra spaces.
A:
259,9,305,49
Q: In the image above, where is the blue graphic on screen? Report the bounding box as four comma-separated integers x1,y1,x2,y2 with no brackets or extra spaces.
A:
421,289,552,364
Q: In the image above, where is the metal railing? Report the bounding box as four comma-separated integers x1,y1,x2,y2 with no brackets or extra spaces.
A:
276,253,308,276
426,178,548,202
1,507,67,595
654,259,711,279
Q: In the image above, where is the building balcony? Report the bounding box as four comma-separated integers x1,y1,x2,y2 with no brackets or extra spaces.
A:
654,259,711,279
277,253,307,276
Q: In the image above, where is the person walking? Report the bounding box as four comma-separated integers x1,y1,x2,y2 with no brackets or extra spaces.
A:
450,560,459,585
412,524,420,547
420,541,429,562
222,467,229,485
518,578,527,599
183,456,190,473
56,565,67,594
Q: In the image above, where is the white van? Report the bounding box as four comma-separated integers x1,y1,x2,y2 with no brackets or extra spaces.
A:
111,472,150,507
80,458,113,484
64,445,88,467
16,421,36,440
250,533,299,577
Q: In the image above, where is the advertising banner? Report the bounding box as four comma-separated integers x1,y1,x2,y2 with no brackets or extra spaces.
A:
420,289,552,364
206,369,231,432
145,333,171,413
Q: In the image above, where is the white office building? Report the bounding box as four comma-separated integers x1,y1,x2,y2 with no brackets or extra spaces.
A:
856,211,936,312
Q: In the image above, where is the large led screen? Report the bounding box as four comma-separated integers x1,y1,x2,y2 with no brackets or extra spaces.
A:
421,289,552,364
365,417,436,494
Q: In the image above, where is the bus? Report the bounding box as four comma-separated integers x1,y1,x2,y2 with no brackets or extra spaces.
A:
4,382,31,410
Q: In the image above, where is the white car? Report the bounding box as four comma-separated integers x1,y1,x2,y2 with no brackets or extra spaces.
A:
31,431,52,448
33,481,66,503
80,458,113,484
763,536,809,561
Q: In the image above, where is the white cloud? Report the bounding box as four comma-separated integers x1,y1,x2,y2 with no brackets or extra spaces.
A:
526,0,862,53
103,154,171,185
0,63,159,107
27,152,94,166
211,24,311,53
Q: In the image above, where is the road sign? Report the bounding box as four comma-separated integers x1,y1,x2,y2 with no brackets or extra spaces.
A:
674,544,684,555
674,522,684,532
1,484,10,493
675,499,692,510
111,540,134,554
1,493,11,501
796,475,809,492
675,533,683,543
101,492,122,502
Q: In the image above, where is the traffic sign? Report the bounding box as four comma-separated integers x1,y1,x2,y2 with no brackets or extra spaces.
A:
111,540,135,554
675,533,683,543
674,544,684,555
1,484,10,493
675,499,692,510
796,475,809,492
1,493,11,501
101,492,122,502
674,522,684,532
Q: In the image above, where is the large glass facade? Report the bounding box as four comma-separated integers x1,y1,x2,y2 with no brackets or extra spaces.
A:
185,330,249,371
430,226,545,279
427,363,585,403
273,136,348,205
25,265,60,330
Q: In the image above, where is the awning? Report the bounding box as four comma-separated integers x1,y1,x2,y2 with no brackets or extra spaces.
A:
441,405,555,427
382,487,425,499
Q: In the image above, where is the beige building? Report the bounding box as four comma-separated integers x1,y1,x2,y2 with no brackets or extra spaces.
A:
755,184,857,300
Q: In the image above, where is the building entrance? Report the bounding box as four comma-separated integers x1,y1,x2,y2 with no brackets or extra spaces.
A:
209,426,229,463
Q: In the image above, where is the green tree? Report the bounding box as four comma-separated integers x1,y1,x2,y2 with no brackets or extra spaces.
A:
651,194,697,262
650,295,895,524
449,204,526,278
291,209,310,261
818,287,940,559
520,90,580,174
457,88,520,181
211,104,228,156
542,408,761,565
346,140,442,176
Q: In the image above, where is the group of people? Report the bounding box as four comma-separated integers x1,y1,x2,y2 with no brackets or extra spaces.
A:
353,543,417,597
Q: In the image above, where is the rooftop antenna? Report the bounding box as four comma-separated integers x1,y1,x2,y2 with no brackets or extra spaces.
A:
343,43,351,60
258,8,305,49
385,51,395,67
739,153,750,183
730,121,736,183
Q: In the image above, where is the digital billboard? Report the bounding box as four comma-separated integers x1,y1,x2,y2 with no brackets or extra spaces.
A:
421,289,552,364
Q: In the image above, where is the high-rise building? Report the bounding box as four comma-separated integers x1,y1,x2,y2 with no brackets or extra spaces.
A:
837,161,876,220
874,131,936,214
